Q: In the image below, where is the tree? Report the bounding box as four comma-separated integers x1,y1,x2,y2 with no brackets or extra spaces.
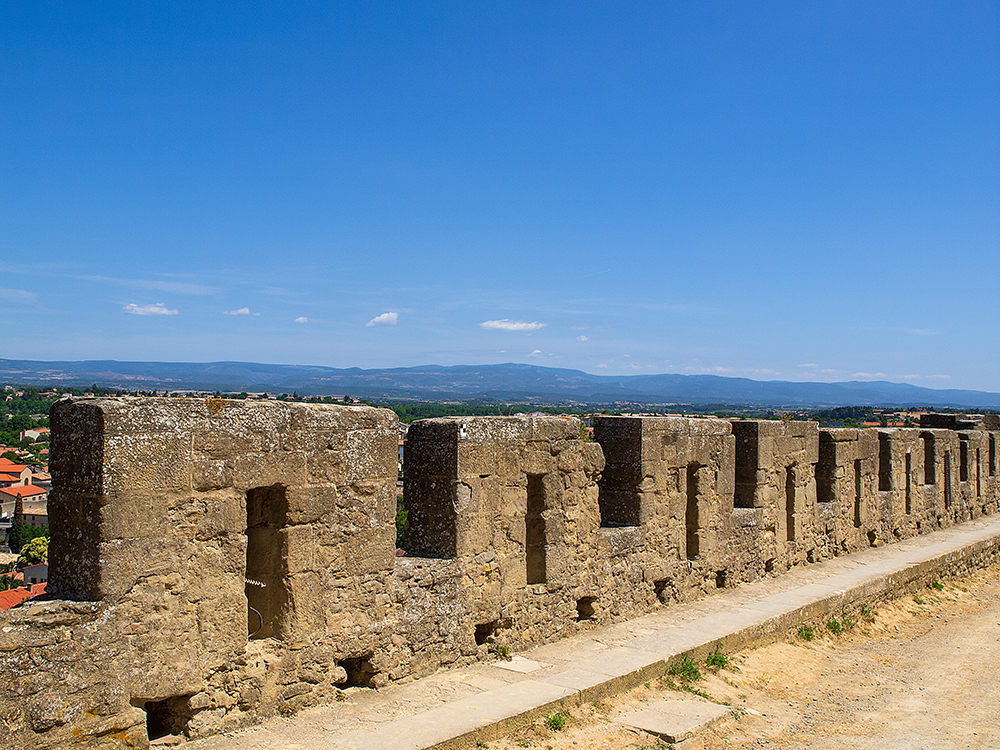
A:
9,414,32,433
17,536,48,568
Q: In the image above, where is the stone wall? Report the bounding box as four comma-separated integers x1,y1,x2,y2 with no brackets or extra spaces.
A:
2,399,999,749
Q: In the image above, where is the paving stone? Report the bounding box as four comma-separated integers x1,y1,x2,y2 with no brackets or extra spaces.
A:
615,699,731,742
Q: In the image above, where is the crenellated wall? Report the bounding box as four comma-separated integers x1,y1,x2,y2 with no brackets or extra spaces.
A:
2,398,998,749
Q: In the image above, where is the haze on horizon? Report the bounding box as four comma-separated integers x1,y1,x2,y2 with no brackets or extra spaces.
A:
1,2,997,391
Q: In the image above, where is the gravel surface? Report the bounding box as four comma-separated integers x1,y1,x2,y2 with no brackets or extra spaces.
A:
484,562,1000,750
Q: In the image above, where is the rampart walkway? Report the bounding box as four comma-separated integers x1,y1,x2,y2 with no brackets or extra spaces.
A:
189,513,1000,750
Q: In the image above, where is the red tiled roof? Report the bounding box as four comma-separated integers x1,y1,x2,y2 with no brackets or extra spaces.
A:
0,485,46,499
0,583,45,612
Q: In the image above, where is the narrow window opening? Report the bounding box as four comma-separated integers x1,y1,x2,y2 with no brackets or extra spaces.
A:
340,655,379,689
944,451,952,508
715,569,727,589
785,466,796,542
960,440,969,482
686,463,700,560
922,433,936,485
816,439,835,503
733,426,756,509
246,484,288,640
905,453,912,515
867,529,878,547
136,695,195,742
853,459,863,529
990,435,997,477
878,433,892,491
576,597,597,621
764,558,775,573
976,448,981,497
653,579,670,605
526,474,547,584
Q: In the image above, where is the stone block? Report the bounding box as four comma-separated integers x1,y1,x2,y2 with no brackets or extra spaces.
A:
231,451,306,491
346,429,398,482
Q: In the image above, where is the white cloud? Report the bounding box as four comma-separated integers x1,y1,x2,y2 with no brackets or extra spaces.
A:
529,349,543,357
366,312,398,327
122,302,178,316
797,363,818,368
295,316,309,323
480,319,546,332
576,335,588,342
223,307,251,315
0,288,36,304
851,372,887,379
926,374,952,380
84,275,214,295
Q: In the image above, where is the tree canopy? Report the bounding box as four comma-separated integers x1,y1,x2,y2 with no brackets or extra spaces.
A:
17,536,48,568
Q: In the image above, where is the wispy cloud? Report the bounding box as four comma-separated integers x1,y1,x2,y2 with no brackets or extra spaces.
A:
528,349,543,357
685,365,733,373
295,316,309,323
122,302,178,316
576,335,588,342
851,372,887,379
0,288,36,305
366,312,398,327
223,307,251,315
797,363,818,368
83,275,214,295
480,319,546,332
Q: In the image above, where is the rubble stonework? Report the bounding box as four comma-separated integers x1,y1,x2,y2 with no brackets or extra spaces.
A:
1,398,998,749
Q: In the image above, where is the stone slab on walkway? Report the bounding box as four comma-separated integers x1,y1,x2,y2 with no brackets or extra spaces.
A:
614,699,732,743
189,515,1000,750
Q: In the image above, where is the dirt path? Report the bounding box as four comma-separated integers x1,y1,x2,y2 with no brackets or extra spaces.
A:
486,563,1000,750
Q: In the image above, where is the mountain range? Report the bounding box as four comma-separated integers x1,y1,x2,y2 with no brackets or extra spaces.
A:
2,358,999,410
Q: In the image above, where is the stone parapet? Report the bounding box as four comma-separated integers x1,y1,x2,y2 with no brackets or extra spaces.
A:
2,403,998,749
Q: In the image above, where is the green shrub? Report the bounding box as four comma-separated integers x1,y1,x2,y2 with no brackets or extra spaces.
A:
668,657,702,682
705,646,731,670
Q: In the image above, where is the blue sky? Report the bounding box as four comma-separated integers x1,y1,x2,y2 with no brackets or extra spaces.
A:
2,2,998,390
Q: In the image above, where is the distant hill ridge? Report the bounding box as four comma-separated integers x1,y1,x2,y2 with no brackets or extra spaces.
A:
1,358,998,409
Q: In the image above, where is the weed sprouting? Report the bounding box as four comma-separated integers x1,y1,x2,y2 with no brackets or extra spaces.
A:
706,646,731,670
861,604,875,622
679,683,712,699
797,625,815,641
826,618,844,635
545,712,566,731
668,657,702,682
931,580,944,591
913,594,925,605
494,644,512,661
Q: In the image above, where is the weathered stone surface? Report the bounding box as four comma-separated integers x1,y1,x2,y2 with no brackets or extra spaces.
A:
2,403,997,750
